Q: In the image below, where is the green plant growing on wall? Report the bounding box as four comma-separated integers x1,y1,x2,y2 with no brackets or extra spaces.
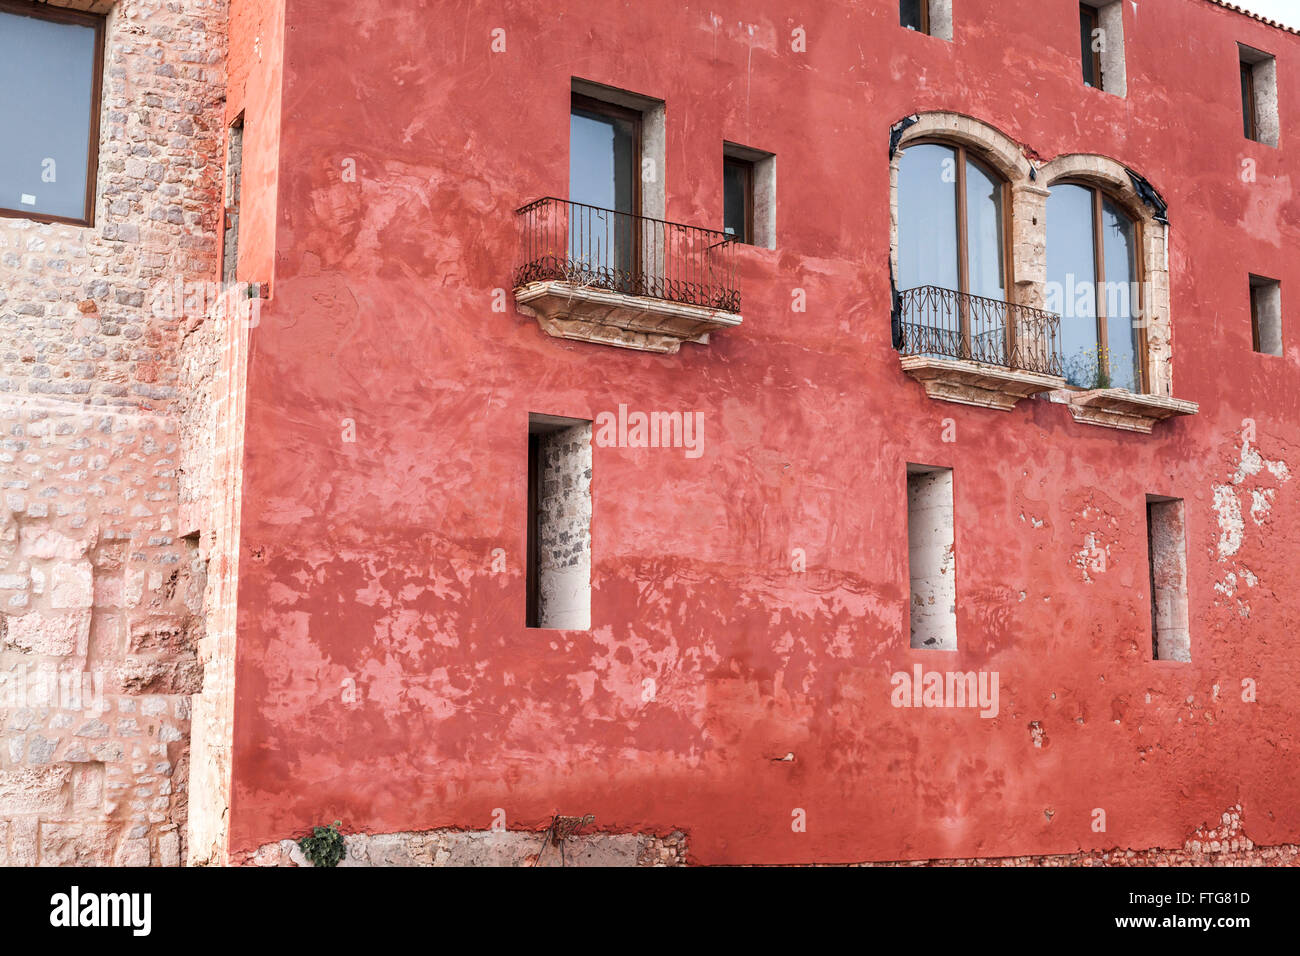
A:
298,821,346,868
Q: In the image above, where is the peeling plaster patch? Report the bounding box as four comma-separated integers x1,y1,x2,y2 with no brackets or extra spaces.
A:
1250,488,1276,524
1213,438,1292,604
1213,484,1244,559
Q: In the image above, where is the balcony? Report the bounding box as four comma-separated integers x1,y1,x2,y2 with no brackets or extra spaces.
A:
896,285,1067,410
513,198,743,354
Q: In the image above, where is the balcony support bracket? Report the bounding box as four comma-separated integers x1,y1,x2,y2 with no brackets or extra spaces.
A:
900,355,1067,410
515,280,742,355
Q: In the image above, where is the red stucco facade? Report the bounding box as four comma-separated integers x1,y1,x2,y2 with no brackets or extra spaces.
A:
217,0,1300,864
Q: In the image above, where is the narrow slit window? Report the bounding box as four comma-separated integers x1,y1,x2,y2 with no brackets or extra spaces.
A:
1146,496,1189,662
1249,275,1282,356
222,115,244,286
527,414,592,630
907,465,957,651
1080,4,1102,88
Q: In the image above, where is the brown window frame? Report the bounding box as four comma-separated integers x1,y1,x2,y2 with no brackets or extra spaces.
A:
1080,4,1104,90
1057,179,1149,394
904,139,1016,361
0,0,105,227
901,0,931,35
722,155,755,245
1241,60,1259,141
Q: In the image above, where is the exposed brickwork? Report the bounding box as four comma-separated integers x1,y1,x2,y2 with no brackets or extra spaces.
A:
0,0,228,866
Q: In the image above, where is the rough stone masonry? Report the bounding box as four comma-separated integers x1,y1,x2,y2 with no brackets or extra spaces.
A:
0,0,227,866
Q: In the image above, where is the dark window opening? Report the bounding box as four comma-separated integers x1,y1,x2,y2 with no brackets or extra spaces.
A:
1249,274,1282,356
900,0,930,34
723,156,754,244
1080,4,1103,88
0,0,105,225
1241,60,1259,140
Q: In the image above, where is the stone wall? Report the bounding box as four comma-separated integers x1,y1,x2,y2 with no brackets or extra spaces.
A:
536,422,592,630
0,0,228,866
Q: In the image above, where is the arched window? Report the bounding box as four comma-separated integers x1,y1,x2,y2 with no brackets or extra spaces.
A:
897,142,1009,302
1046,182,1145,392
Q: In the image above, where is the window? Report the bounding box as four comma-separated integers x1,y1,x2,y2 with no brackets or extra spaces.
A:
1239,44,1279,147
222,115,245,286
527,415,592,630
1146,496,1189,662
0,0,104,225
1078,2,1127,96
722,143,776,248
899,0,952,40
907,465,957,651
1249,275,1282,356
1046,182,1145,392
1080,4,1102,88
898,142,1009,302
900,0,929,33
723,156,752,244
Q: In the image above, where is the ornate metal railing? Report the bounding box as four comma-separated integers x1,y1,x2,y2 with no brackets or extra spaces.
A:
514,197,740,313
896,285,1063,377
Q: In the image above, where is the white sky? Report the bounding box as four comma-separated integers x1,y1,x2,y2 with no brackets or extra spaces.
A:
1229,0,1300,30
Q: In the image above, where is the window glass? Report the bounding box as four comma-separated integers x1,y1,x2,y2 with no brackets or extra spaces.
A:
898,143,959,292
723,160,750,242
1101,197,1140,391
0,8,99,221
1047,184,1101,388
965,158,1005,301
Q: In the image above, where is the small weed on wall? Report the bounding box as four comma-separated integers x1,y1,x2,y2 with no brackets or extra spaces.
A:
299,821,346,868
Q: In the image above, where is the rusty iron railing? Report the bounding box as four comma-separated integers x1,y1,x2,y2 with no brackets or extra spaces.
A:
514,197,740,313
897,285,1063,377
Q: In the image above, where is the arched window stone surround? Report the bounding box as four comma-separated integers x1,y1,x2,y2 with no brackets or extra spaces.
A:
1037,153,1173,399
890,112,1196,430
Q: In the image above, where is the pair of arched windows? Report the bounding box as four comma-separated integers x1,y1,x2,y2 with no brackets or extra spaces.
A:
897,141,1146,393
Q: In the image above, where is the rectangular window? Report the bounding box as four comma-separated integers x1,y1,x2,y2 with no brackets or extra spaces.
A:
1080,4,1102,88
1239,44,1279,146
900,0,930,34
723,156,753,244
527,414,592,630
0,0,105,225
1249,275,1282,356
1146,496,1189,662
723,143,776,250
907,465,957,651
1079,2,1126,96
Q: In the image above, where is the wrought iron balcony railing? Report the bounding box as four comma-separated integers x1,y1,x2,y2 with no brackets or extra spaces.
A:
514,197,741,313
896,285,1063,377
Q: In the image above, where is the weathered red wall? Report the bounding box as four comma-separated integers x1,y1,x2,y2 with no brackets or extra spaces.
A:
225,0,1300,863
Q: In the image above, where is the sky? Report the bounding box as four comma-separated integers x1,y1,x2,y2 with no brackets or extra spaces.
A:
1230,0,1300,30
